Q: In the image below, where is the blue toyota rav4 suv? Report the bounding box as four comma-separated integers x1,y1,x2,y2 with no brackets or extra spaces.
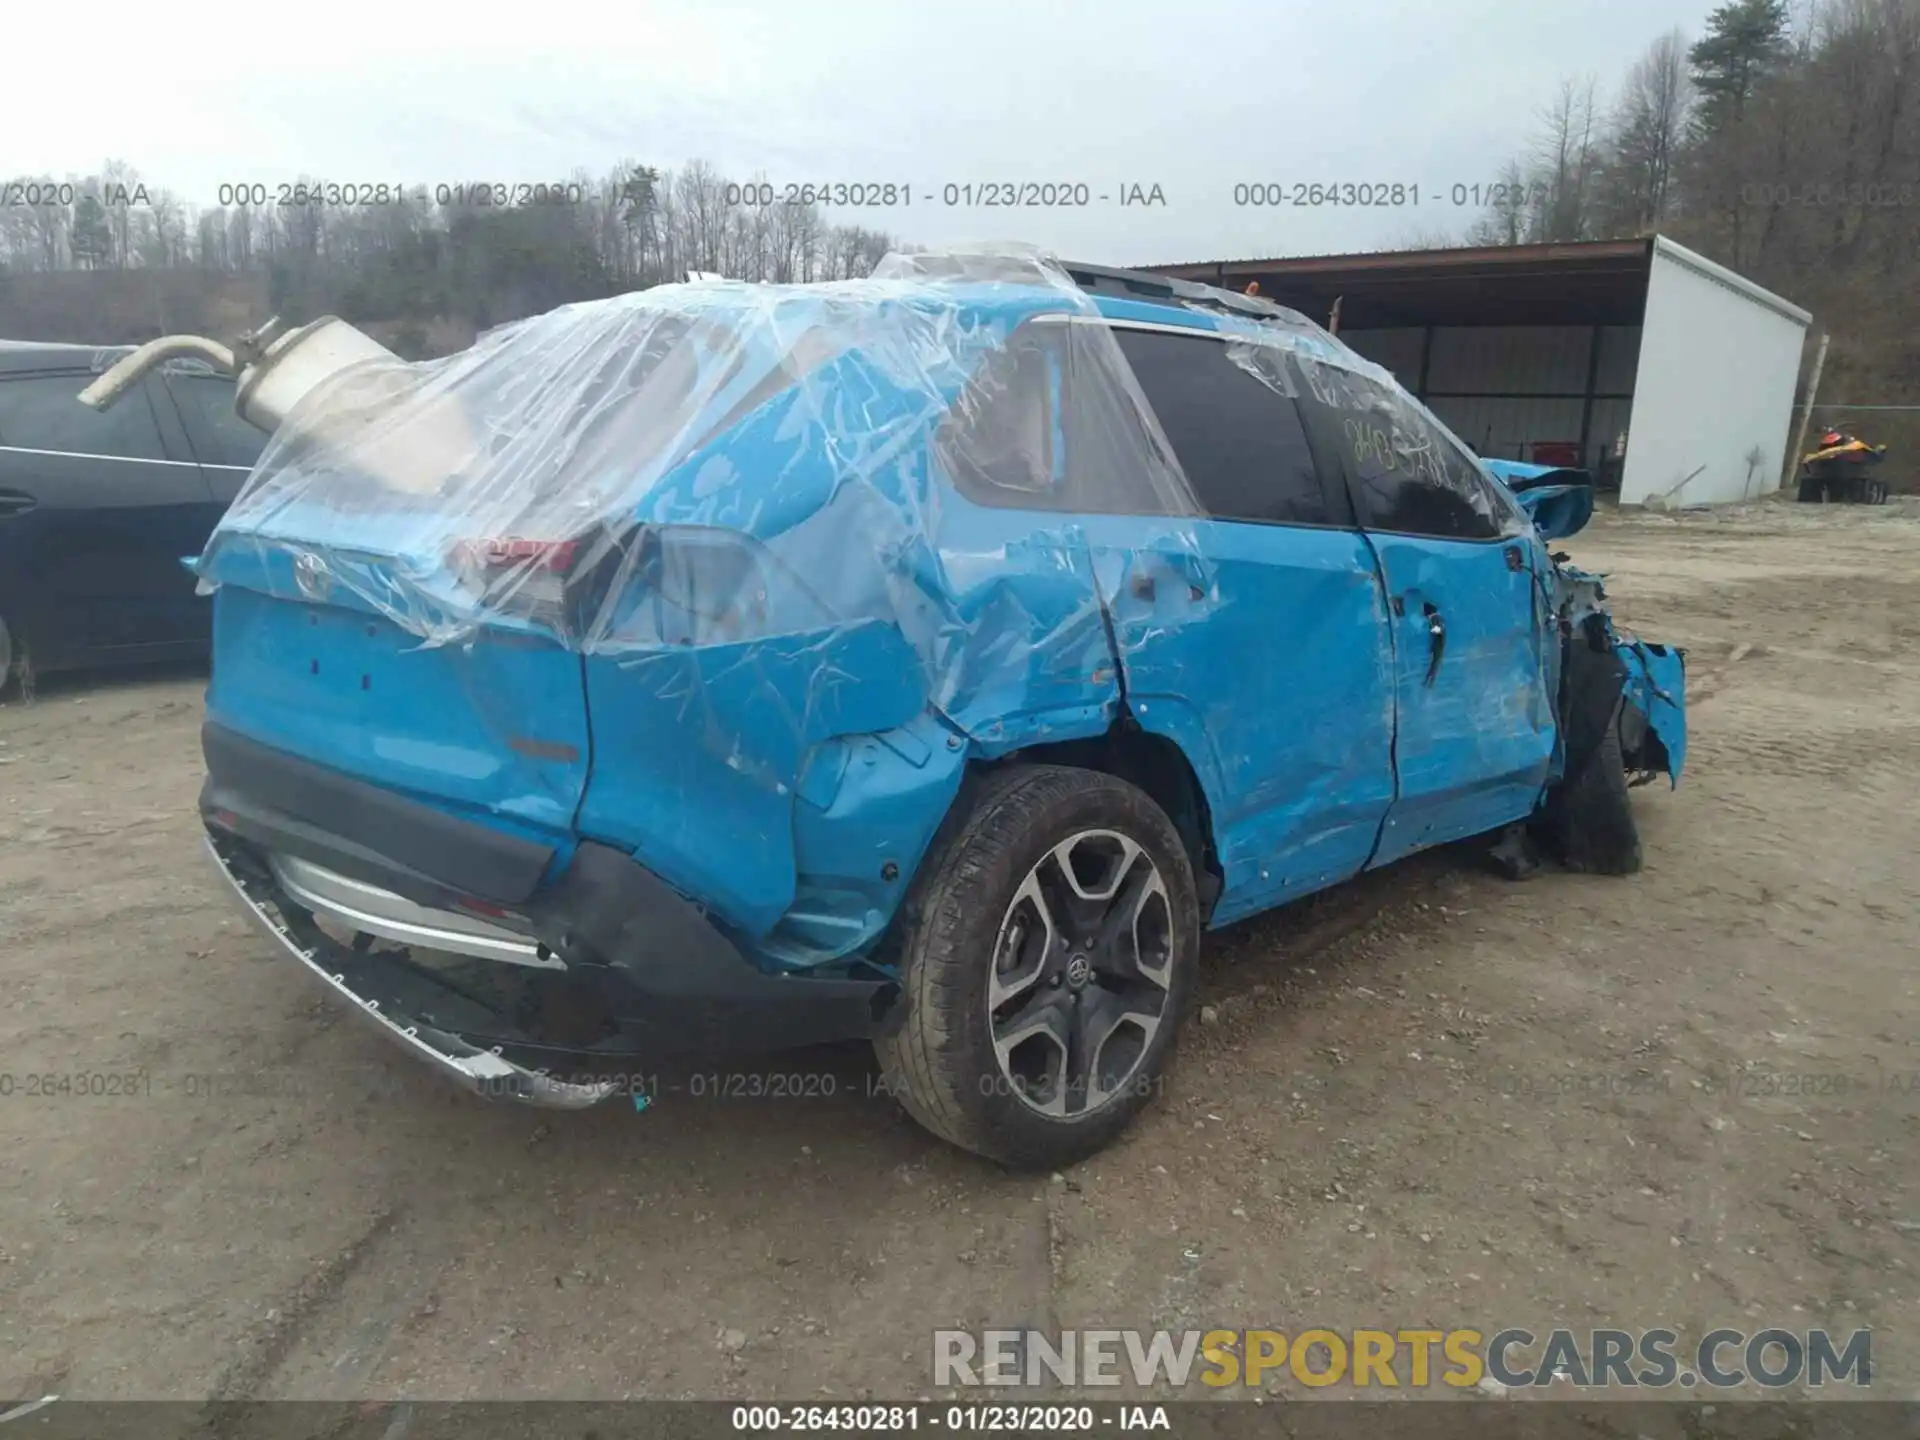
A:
149,250,1682,1169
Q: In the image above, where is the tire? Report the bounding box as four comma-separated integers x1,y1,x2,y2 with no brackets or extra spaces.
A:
875,764,1200,1170
1545,698,1643,875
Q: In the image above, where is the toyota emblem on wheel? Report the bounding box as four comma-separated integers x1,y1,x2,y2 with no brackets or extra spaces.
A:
986,828,1175,1121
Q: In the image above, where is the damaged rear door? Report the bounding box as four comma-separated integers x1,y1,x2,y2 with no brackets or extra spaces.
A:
1085,322,1398,925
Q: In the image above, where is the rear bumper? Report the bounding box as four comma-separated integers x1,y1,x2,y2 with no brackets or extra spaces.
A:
199,723,898,1103
205,834,617,1108
265,850,560,968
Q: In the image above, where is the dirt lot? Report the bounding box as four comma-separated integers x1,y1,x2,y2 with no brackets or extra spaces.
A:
2,498,1917,1405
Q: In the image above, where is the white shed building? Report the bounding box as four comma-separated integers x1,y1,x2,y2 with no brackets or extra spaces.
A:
1158,236,1813,507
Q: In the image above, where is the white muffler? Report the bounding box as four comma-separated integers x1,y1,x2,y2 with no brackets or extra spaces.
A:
78,314,399,434
79,317,477,494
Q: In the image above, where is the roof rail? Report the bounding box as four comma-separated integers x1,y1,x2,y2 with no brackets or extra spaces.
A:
1056,260,1292,323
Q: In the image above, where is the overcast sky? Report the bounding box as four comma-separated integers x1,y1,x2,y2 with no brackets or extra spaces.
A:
14,0,1718,266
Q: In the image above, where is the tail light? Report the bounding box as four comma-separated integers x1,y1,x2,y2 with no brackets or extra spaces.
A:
448,537,582,574
445,534,601,632
444,524,831,647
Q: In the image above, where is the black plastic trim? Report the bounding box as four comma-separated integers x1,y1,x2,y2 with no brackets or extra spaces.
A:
525,841,896,1054
1558,616,1629,784
200,722,555,905
200,724,898,1058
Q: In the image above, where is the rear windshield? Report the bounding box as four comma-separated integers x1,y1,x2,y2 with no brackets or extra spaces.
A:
247,311,851,538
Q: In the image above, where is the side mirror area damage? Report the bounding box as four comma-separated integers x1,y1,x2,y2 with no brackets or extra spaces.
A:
1483,460,1596,541
1534,564,1688,875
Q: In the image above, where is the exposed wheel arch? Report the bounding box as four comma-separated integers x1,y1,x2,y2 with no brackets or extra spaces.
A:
991,717,1223,920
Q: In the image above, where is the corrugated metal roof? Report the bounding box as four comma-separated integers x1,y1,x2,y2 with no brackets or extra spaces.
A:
1146,239,1657,328
1146,238,1654,273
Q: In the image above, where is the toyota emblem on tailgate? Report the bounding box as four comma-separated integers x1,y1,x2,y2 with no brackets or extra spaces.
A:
293,551,333,602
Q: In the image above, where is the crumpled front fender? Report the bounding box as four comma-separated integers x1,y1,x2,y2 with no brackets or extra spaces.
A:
1617,638,1687,786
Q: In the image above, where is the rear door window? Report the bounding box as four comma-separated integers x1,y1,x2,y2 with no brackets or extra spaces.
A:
1289,358,1515,540
1111,327,1333,527
0,372,170,460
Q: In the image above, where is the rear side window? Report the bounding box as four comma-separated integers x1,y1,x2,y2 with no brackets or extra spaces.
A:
699,328,851,443
164,372,265,468
0,373,169,460
935,322,1199,517
1291,358,1513,540
1111,327,1331,526
937,328,1059,500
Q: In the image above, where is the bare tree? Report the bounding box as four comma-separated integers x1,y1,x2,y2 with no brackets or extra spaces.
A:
674,160,729,275
31,194,69,271
1533,77,1605,240
144,190,188,267
0,182,73,272
98,159,144,269
1389,222,1466,250
612,161,663,285
1601,29,1694,233
1466,157,1534,245
1806,0,1920,263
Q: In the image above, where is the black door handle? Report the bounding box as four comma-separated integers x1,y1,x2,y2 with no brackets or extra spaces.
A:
1422,602,1446,686
0,490,37,518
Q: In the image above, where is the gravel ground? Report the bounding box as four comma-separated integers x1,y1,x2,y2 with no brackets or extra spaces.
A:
1,498,1915,1404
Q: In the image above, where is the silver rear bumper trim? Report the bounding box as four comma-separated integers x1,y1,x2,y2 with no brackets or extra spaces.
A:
266,851,563,969
206,836,616,1110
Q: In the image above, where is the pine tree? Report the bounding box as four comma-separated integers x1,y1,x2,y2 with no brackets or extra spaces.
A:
69,195,111,270
1688,0,1790,135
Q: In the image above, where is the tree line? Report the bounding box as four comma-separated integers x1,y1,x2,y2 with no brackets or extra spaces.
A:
1433,0,1919,283
1385,0,1917,453
2,0,1916,408
0,160,898,354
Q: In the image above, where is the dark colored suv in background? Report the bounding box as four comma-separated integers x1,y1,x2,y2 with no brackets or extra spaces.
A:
0,341,265,691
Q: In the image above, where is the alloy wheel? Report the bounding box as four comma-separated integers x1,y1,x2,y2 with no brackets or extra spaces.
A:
988,829,1174,1118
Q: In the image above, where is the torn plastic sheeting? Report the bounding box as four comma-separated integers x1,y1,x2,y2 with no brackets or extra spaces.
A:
1216,323,1525,542
195,248,1202,750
